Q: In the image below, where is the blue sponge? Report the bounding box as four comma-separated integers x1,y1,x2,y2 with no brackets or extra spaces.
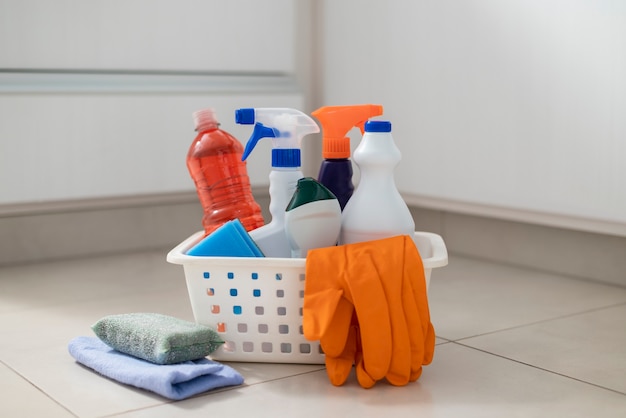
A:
187,219,264,257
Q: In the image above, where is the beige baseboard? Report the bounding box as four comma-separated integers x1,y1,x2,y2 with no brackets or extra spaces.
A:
410,206,626,288
1,193,624,288
0,191,270,267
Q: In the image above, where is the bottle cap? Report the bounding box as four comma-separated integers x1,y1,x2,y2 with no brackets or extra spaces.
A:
193,108,219,131
286,177,337,211
272,149,301,168
364,120,392,133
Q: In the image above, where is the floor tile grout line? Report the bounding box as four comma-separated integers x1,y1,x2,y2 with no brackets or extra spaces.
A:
0,359,80,417
449,341,626,397
231,366,327,387
440,301,626,343
98,384,243,418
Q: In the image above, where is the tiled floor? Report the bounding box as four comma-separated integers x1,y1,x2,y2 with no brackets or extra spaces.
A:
1,249,625,417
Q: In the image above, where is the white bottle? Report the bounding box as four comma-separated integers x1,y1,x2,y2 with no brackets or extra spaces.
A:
252,168,303,257
284,177,342,258
339,120,415,245
235,108,320,258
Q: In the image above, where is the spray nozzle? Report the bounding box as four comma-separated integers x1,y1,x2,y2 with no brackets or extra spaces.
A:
311,104,384,159
234,108,256,125
236,108,320,169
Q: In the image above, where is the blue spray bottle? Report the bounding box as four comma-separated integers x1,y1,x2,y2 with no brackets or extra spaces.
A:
235,108,320,258
311,104,384,210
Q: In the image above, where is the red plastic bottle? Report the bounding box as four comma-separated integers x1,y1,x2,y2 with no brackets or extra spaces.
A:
186,109,265,236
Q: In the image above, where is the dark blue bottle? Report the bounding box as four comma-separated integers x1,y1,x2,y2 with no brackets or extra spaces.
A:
311,104,384,210
317,159,354,210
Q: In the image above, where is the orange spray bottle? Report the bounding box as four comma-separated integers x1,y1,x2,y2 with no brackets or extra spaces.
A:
311,104,383,209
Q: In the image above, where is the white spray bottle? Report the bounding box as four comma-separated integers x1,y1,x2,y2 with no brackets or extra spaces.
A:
339,120,415,245
235,108,320,258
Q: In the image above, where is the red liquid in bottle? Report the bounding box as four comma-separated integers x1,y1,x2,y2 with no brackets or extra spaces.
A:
187,109,265,236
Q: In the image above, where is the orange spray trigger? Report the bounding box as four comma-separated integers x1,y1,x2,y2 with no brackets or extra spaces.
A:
356,121,367,135
312,104,383,159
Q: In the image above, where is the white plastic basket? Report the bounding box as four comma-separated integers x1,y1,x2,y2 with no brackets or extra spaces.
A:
167,231,448,364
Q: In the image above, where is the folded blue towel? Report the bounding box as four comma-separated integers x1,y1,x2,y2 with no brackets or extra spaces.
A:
68,336,244,400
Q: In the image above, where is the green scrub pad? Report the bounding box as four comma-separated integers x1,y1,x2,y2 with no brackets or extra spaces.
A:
92,313,224,365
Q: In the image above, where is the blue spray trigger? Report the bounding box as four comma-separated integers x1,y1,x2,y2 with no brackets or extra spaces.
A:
241,123,277,161
235,108,255,124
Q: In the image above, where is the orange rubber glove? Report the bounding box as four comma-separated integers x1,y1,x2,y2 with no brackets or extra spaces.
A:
303,235,435,388
303,242,393,386
322,313,359,385
351,235,433,387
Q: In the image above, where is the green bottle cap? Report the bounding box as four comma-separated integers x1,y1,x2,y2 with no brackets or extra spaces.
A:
286,177,337,211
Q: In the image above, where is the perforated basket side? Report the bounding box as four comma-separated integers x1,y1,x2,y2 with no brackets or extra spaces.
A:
182,261,325,364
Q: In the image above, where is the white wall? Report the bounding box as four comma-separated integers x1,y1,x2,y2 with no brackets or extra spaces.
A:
0,0,294,72
0,0,304,206
0,87,301,204
3,0,625,237
319,0,626,236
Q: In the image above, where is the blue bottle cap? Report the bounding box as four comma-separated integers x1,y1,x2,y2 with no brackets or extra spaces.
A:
272,149,301,168
364,120,392,133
